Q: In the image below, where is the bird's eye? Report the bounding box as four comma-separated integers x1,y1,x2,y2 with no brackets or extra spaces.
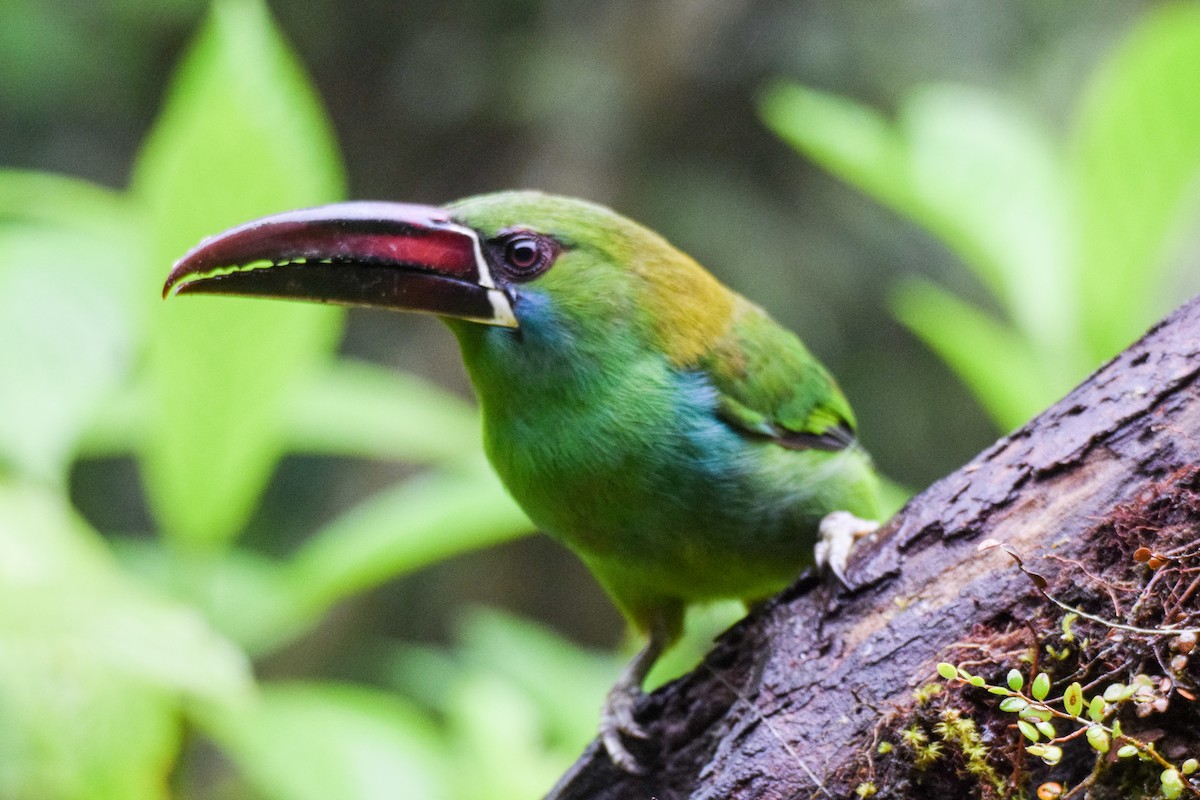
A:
494,231,558,281
505,236,542,270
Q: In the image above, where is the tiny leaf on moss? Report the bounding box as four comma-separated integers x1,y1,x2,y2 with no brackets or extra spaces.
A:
1031,672,1051,701
1064,682,1083,717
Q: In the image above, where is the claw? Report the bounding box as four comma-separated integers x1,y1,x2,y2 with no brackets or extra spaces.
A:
599,668,649,773
601,731,647,775
595,608,680,774
603,682,647,735
816,510,880,586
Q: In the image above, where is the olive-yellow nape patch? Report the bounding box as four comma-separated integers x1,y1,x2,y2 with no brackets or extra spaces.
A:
631,243,735,368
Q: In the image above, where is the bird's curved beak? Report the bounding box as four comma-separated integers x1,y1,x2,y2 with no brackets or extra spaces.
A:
163,202,518,328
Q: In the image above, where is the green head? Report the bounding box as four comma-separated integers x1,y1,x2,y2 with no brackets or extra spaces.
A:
447,191,736,369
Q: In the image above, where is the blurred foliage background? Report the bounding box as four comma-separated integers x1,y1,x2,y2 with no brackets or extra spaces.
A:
2,1,1199,798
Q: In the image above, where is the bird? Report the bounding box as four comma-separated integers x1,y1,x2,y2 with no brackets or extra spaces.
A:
164,191,882,773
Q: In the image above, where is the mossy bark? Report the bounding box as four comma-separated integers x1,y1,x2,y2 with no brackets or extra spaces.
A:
549,295,1200,800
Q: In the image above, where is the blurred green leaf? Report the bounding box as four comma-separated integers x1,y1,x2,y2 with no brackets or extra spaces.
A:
82,359,483,464
767,9,1200,437
390,609,617,800
0,172,143,481
899,86,1074,356
112,537,301,657
284,360,482,462
132,0,345,547
277,462,531,649
762,83,1074,358
1072,2,1200,362
204,683,449,800
760,82,914,215
453,608,618,747
387,606,763,800
891,278,1045,429
74,379,152,457
386,643,464,713
116,463,532,656
0,481,252,800
0,170,136,235
446,672,565,800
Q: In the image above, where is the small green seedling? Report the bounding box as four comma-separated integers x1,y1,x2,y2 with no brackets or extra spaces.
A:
936,662,1200,798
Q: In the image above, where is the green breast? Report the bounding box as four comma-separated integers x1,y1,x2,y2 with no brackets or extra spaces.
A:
448,302,879,612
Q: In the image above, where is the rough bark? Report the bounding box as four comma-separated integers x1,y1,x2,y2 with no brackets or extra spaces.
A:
549,295,1200,800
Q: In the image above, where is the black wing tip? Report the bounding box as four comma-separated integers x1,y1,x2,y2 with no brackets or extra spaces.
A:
774,422,857,452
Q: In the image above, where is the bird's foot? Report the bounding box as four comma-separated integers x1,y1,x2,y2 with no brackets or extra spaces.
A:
815,510,880,586
599,679,649,774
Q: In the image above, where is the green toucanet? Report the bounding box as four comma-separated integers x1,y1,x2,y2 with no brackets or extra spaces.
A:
164,191,882,773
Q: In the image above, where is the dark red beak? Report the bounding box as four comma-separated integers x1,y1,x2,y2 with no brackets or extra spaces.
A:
163,202,517,327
